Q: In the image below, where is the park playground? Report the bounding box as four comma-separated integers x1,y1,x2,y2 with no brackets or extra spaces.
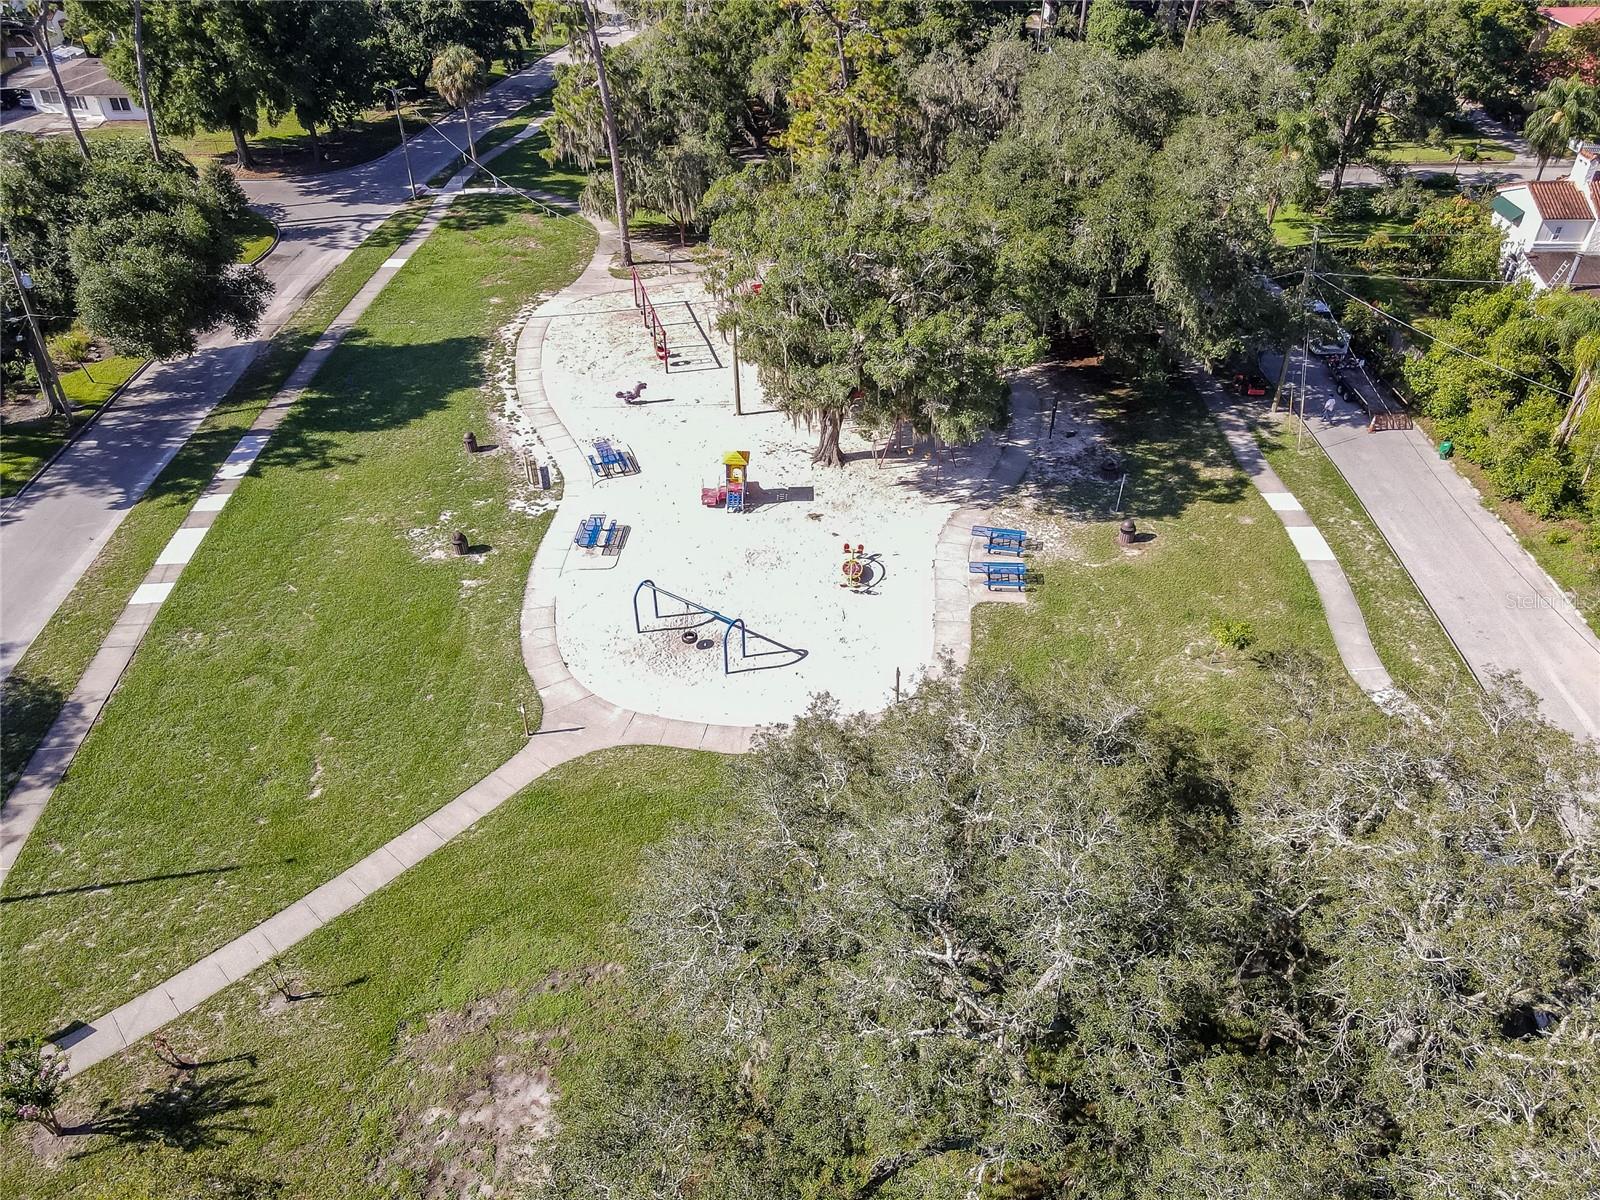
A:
534,270,1030,728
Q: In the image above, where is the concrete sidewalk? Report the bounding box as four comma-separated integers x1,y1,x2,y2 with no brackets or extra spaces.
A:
1195,370,1399,706
1268,351,1600,741
0,40,620,683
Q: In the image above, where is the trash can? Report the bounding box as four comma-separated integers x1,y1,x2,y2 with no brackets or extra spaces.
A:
1438,440,1454,460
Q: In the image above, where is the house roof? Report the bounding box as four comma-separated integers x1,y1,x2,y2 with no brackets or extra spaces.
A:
1528,179,1596,221
1492,194,1527,223
1528,252,1600,290
5,54,130,100
1542,5,1600,27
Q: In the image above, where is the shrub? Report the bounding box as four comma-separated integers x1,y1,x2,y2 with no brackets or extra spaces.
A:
1210,619,1257,652
0,1039,68,1136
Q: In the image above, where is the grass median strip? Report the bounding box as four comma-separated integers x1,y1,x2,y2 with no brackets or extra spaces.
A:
2,196,595,1040
1255,413,1469,690
0,748,724,1198
1,204,431,801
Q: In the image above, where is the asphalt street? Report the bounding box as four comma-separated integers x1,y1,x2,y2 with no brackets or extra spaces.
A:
1268,351,1600,742
0,51,575,682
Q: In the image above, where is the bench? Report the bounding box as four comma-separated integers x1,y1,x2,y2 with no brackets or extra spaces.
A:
969,562,1026,576
590,439,633,478
971,525,1027,544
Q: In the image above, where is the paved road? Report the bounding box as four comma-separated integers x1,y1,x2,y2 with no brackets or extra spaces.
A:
1332,156,1555,189
1269,351,1600,742
0,53,574,683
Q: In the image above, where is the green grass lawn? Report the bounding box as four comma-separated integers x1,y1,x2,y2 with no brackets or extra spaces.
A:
463,124,588,204
1270,200,1415,252
973,373,1345,739
1370,135,1515,164
234,210,278,264
0,356,145,497
0,368,1470,1194
0,196,595,1041
1,204,432,800
0,748,727,1199
428,102,553,188
84,73,515,176
1254,412,1469,689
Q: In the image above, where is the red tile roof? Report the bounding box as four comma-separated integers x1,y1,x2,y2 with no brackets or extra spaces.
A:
1543,5,1600,28
1528,252,1600,290
1528,179,1595,221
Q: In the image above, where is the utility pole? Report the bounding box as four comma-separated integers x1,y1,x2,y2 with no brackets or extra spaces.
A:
130,0,159,163
382,85,418,197
1297,226,1319,451
3,242,70,418
35,4,89,161
582,0,632,267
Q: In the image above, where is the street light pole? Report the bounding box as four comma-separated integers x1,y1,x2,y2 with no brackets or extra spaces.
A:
382,86,418,198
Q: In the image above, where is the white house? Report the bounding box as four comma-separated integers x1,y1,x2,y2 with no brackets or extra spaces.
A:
4,46,144,125
1491,145,1600,292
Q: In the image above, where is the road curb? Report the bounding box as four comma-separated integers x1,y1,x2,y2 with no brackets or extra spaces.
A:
2,358,155,513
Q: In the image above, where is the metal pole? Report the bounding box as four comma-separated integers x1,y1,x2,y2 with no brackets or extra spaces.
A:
4,243,69,418
384,87,417,198
732,318,742,415
1298,227,1318,451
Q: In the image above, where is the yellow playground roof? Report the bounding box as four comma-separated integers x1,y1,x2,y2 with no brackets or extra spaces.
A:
722,450,751,467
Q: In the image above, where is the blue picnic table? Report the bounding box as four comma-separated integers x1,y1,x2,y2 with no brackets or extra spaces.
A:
969,561,1028,591
589,438,632,479
575,513,607,547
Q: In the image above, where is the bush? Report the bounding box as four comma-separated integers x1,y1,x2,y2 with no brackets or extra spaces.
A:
46,326,93,369
1210,618,1257,652
0,1039,68,1136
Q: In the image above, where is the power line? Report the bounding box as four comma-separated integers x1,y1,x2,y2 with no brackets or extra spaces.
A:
1318,270,1508,285
1315,273,1577,402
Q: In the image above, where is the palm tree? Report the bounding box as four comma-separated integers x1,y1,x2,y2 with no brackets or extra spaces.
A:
428,44,487,165
130,0,160,163
1263,108,1322,226
1526,77,1600,179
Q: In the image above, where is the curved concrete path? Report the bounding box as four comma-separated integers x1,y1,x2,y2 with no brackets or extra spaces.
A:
50,212,1058,1077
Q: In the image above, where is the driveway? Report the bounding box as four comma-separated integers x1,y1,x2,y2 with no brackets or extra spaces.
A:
1266,351,1600,742
0,47,595,683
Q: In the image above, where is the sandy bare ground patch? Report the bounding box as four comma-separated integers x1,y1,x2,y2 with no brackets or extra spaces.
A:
536,274,1014,727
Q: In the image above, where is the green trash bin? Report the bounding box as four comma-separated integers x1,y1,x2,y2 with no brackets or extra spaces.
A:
1438,440,1454,460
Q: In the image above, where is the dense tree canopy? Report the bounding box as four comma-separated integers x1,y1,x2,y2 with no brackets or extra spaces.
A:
1406,283,1600,536
706,157,1045,465
550,664,1599,1199
0,135,269,358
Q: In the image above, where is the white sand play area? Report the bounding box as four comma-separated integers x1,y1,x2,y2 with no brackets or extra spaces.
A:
535,271,1010,728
